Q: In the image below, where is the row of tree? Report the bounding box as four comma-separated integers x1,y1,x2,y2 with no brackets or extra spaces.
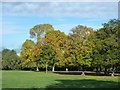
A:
1,19,120,76
19,19,120,76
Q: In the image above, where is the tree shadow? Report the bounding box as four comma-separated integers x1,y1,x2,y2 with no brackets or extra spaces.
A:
53,71,119,76
45,79,118,89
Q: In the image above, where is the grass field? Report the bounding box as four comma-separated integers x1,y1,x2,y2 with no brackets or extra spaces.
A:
2,70,119,88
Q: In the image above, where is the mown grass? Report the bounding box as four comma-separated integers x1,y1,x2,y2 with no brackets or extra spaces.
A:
2,70,119,88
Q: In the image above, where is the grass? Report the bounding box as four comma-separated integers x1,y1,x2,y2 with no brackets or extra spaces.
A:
2,70,119,88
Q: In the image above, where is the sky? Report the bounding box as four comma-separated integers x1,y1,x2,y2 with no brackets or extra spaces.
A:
0,1,118,55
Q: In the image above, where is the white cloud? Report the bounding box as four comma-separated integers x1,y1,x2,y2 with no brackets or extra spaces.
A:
2,2,118,18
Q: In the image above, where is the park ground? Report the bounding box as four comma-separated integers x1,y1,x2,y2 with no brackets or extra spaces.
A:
2,70,119,88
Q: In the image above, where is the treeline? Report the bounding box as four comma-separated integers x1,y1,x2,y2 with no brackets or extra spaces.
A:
1,19,120,76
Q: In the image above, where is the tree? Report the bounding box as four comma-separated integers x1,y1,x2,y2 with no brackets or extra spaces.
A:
20,39,35,70
91,19,119,76
2,49,21,70
77,40,94,75
31,37,48,71
44,30,67,71
63,35,77,70
30,24,54,42
90,31,103,74
64,25,94,75
40,44,55,73
29,24,54,71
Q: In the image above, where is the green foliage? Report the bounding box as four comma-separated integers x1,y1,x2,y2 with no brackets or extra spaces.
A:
90,19,119,74
2,49,21,70
63,25,94,69
27,24,55,70
20,39,36,69
19,19,119,73
41,44,55,65
44,30,67,69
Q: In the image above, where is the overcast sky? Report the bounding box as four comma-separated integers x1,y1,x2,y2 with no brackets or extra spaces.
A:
0,1,118,55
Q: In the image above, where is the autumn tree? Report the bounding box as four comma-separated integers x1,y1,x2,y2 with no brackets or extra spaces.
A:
29,24,54,71
30,37,44,71
64,25,94,75
30,24,54,42
20,39,35,70
44,30,67,71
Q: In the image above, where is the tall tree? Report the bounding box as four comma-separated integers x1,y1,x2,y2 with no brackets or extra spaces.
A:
91,19,119,76
29,24,54,71
64,25,94,75
44,30,67,71
90,31,103,74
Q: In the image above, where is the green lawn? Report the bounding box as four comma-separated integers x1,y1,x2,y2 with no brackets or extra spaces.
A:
2,70,119,88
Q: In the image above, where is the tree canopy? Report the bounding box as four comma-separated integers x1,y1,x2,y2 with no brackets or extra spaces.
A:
2,49,21,70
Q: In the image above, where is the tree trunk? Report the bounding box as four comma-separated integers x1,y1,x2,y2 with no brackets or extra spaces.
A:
96,67,100,75
104,67,107,75
81,71,85,75
81,65,85,75
46,62,47,74
36,66,39,71
52,63,55,72
96,67,98,73
66,68,68,71
36,63,39,71
100,67,102,72
107,68,110,75
111,66,115,77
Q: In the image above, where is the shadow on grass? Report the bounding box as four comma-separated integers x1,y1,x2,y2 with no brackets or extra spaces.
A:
53,71,119,76
45,79,118,89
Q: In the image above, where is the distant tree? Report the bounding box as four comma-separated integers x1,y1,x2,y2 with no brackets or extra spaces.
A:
2,49,21,70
